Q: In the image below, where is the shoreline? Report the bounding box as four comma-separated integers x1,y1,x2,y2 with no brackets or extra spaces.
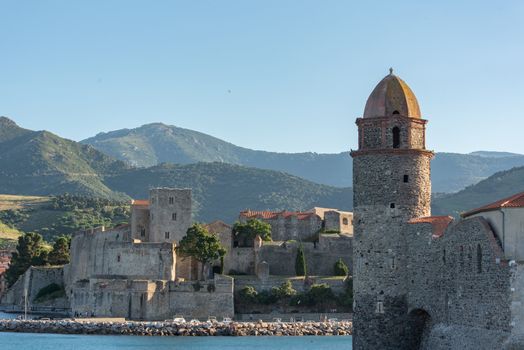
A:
0,319,352,336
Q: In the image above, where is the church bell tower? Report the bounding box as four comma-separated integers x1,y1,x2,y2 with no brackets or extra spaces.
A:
351,69,433,349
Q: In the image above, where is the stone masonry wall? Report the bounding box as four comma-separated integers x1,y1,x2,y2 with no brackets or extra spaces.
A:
407,217,513,349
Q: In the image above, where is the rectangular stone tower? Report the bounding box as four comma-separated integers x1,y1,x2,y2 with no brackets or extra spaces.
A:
148,188,192,244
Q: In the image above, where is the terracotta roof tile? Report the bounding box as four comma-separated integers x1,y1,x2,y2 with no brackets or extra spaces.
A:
131,199,149,207
408,216,454,238
462,191,524,218
240,210,318,221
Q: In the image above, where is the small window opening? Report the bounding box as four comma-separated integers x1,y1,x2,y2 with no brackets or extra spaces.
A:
392,127,400,148
172,212,177,221
342,218,349,225
390,203,395,209
392,110,400,115
403,175,409,183
165,231,170,239
477,244,482,273
443,249,446,264
376,302,384,314
140,228,145,237
169,197,174,204
117,255,121,262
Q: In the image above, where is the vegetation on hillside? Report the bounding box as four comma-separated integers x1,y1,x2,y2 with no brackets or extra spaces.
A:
0,194,130,242
432,166,524,217
81,121,524,192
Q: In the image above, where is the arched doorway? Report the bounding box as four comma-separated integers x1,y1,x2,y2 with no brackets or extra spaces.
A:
406,308,431,349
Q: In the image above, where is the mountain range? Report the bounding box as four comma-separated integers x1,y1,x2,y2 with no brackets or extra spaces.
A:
82,122,524,193
2,116,524,223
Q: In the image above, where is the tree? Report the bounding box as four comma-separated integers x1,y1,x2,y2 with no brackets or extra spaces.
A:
6,232,49,286
176,223,226,280
295,245,307,276
48,236,71,265
232,219,271,246
334,258,349,276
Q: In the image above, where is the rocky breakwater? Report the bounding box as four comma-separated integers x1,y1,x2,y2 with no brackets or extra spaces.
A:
0,319,352,336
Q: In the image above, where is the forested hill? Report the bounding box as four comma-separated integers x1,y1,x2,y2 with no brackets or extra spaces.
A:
0,117,129,200
82,122,524,193
105,162,352,223
432,166,524,217
0,117,351,223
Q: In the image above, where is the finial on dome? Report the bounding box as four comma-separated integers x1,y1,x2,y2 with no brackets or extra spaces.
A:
389,67,393,75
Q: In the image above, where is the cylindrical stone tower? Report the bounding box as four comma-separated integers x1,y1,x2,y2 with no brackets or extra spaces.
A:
351,70,433,349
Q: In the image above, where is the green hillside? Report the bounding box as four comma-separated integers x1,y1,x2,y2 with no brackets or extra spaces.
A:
82,122,353,188
106,162,352,223
82,122,524,193
432,166,524,217
0,117,129,200
0,194,131,242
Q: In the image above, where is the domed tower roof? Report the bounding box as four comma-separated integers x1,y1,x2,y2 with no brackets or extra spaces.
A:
363,69,421,118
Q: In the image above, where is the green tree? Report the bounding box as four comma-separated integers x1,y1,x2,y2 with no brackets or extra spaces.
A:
48,236,71,265
232,219,271,246
334,258,349,276
176,223,226,280
295,245,307,276
6,232,49,286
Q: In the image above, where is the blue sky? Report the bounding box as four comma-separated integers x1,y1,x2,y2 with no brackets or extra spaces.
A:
0,1,523,154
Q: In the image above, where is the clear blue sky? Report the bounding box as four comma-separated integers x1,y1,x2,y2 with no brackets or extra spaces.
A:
1,1,523,154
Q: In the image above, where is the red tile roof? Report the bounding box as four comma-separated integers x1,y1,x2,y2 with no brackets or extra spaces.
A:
461,191,524,218
240,210,318,221
132,199,149,207
408,216,454,238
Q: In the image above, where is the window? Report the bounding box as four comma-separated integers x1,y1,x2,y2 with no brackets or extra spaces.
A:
342,218,348,225
140,228,145,237
392,127,400,148
392,110,400,115
172,213,177,221
151,197,155,204
477,244,482,273
390,203,395,209
165,231,170,239
376,302,384,314
443,249,446,264
117,255,121,262
169,197,174,204
403,175,409,183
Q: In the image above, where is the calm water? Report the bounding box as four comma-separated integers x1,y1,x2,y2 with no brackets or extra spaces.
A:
0,332,352,350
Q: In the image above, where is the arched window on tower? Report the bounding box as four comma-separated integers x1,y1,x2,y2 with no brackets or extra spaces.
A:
392,110,400,115
392,127,400,148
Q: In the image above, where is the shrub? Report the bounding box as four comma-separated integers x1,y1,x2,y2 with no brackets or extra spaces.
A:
271,280,297,299
257,290,279,305
306,283,335,305
337,277,353,308
295,245,307,276
238,285,258,303
334,258,349,276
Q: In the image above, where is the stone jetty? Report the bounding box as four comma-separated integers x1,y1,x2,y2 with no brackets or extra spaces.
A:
0,319,352,336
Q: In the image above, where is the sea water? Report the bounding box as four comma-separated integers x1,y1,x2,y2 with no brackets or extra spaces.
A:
0,332,352,350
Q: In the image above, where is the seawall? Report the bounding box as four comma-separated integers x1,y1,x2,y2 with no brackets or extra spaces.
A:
0,319,352,336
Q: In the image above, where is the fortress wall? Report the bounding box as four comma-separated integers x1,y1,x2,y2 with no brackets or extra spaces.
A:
69,226,175,282
225,248,255,275
257,239,352,276
407,217,512,348
1,266,67,308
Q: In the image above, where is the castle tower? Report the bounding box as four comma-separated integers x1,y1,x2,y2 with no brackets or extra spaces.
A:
351,70,433,349
148,188,192,244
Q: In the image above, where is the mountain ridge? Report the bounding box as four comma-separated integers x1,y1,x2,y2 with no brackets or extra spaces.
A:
82,121,524,193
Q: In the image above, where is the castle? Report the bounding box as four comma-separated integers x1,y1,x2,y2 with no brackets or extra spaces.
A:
352,70,524,349
1,188,353,320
